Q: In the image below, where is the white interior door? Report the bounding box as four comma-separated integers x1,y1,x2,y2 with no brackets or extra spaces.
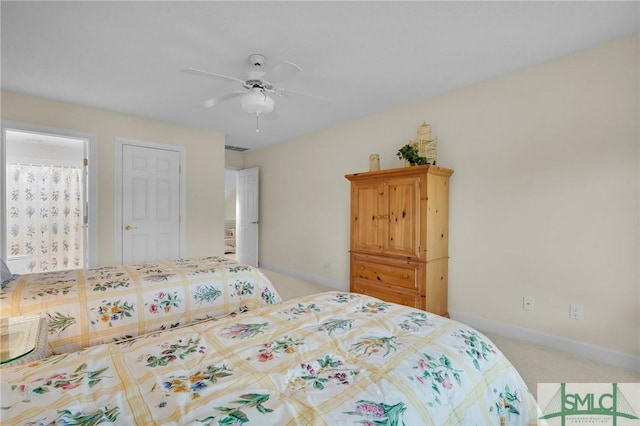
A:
236,167,259,266
122,144,181,264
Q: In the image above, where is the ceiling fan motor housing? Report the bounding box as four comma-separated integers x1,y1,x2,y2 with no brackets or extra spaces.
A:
244,70,273,90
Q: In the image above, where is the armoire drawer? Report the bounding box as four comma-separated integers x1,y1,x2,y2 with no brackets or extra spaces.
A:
351,254,419,291
351,279,421,309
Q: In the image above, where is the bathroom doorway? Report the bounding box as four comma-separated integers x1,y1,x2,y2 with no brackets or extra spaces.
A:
2,124,97,273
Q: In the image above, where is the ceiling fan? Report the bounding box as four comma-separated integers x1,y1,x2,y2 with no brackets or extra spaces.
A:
183,54,325,132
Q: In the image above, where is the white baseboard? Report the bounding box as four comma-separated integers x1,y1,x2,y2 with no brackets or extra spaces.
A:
449,310,640,374
259,262,347,292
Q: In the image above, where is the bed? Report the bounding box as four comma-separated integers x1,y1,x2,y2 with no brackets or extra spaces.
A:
0,256,281,354
0,291,540,425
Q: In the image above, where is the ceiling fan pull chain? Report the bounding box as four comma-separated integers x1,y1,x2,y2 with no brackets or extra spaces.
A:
256,114,260,133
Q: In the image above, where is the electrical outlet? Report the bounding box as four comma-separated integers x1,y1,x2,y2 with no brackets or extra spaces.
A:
570,303,583,320
523,296,535,311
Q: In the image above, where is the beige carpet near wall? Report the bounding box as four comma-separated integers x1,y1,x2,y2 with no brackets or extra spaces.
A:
259,268,640,399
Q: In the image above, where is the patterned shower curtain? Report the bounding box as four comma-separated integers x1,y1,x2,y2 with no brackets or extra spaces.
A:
6,163,84,273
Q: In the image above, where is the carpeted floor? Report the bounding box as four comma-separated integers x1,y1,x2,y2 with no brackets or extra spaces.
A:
260,267,640,398
483,333,639,397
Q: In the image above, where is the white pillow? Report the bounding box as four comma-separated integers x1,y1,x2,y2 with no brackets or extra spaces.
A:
1,259,15,286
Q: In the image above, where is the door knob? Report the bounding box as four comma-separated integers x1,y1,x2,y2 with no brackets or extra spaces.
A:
124,225,137,231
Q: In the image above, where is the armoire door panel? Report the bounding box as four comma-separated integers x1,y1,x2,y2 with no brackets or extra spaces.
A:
351,181,383,253
385,176,420,257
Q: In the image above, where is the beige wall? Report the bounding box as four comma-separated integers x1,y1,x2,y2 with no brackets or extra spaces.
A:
244,34,639,357
225,150,244,169
1,91,226,266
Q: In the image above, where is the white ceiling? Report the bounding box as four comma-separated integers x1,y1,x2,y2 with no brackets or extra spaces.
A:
2,1,638,151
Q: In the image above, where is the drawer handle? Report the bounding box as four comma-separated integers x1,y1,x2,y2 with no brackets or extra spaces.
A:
359,265,365,270
402,273,409,279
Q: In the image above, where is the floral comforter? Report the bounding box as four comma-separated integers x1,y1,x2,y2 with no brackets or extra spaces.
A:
0,256,281,354
0,291,539,425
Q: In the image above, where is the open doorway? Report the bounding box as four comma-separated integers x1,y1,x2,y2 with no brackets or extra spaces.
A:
224,169,237,260
2,124,97,274
224,167,259,266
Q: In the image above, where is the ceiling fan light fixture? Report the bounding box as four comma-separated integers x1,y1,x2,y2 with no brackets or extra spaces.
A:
241,88,275,115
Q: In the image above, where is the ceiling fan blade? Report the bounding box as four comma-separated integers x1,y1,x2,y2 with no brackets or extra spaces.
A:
267,60,302,83
182,67,246,85
275,87,330,102
202,91,245,108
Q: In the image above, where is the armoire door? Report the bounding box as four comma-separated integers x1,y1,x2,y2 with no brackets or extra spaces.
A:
383,175,421,257
350,180,384,254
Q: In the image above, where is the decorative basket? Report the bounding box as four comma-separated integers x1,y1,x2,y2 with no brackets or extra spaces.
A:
405,123,438,167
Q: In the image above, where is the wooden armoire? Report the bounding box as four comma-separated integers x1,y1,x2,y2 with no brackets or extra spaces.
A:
345,165,454,316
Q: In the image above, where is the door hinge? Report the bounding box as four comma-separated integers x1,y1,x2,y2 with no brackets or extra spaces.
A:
84,158,89,166
179,165,182,173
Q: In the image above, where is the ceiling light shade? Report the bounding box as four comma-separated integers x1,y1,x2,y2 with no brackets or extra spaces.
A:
241,88,275,115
